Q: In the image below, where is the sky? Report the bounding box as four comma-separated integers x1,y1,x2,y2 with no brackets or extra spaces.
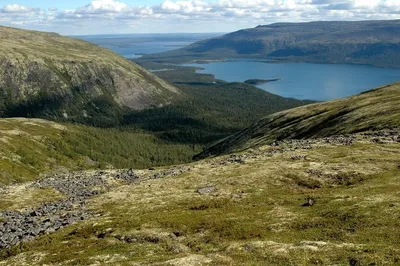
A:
1,0,400,35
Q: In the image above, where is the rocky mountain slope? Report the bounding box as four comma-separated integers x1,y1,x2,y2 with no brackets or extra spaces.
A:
0,26,179,121
0,130,399,265
142,20,400,67
195,82,400,159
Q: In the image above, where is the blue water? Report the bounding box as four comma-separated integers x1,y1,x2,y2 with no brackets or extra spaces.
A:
77,33,222,59
184,61,400,101
77,34,400,101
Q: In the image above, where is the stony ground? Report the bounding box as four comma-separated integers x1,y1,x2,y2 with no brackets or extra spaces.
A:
0,130,399,265
0,166,192,251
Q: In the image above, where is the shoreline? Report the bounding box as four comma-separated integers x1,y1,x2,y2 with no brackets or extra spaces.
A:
146,57,400,69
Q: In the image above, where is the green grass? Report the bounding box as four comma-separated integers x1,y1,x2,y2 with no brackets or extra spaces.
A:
0,118,200,185
1,139,399,265
0,187,64,212
196,82,400,158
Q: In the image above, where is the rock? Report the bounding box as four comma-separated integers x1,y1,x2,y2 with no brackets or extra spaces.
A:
0,170,119,250
349,258,360,266
301,197,316,207
115,169,139,182
126,236,137,243
97,228,114,239
291,155,307,161
45,228,56,234
2,142,349,251
30,211,39,217
172,231,183,237
299,241,327,247
197,186,216,194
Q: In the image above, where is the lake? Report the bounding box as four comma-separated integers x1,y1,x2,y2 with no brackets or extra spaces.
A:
184,61,400,101
77,33,221,59
78,34,400,101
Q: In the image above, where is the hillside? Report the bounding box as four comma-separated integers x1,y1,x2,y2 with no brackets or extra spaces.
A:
122,63,313,145
0,26,179,123
195,82,400,159
0,118,199,185
141,20,400,67
0,68,312,185
0,130,399,265
0,35,313,186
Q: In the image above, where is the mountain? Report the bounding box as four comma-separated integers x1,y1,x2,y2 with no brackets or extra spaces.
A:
195,82,400,159
0,26,179,123
141,20,400,67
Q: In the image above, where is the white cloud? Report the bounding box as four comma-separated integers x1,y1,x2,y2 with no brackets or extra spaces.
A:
78,0,128,14
1,4,40,14
1,0,400,34
160,0,181,12
353,0,381,8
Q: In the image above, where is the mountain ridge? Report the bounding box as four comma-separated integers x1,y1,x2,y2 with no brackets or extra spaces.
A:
141,20,400,67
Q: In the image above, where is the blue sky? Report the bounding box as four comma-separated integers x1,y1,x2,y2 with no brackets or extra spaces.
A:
1,0,400,35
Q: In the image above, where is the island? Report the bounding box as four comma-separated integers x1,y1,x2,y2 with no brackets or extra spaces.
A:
244,78,281,85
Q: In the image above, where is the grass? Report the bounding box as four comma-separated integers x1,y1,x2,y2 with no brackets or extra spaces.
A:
1,137,399,265
0,118,201,185
196,82,400,158
0,187,64,212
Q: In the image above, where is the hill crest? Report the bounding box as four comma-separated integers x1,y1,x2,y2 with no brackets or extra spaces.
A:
195,82,400,159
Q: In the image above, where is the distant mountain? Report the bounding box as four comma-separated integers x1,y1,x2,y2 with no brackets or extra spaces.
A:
0,26,179,123
195,82,400,159
142,20,400,67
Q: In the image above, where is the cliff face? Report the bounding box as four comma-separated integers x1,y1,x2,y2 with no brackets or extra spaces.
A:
0,26,179,120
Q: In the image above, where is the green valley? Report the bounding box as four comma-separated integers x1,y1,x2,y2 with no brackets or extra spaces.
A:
0,22,400,266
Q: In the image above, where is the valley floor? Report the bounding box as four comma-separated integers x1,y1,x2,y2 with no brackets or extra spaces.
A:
1,130,400,265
